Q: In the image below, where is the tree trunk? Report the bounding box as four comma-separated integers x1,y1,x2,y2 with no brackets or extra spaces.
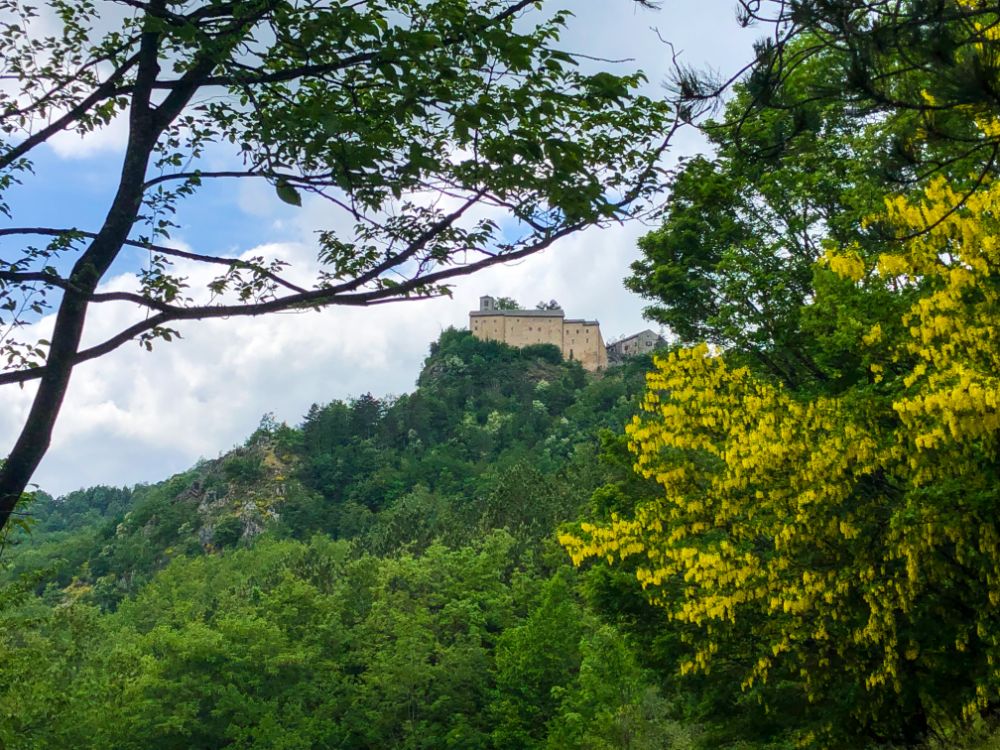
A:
0,12,167,533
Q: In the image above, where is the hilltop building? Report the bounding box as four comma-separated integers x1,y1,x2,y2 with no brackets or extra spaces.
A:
606,329,668,364
470,295,608,371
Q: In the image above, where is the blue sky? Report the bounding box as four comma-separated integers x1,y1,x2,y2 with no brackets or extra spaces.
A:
3,146,304,270
0,1,762,495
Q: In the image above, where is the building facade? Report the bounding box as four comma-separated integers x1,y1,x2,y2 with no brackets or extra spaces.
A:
469,296,608,371
605,329,667,363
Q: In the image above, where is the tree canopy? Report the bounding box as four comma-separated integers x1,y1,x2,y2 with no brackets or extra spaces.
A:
0,331,683,750
562,3,1000,747
684,0,1000,183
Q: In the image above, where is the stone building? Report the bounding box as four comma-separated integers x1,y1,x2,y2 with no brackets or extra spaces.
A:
605,329,667,363
469,295,608,371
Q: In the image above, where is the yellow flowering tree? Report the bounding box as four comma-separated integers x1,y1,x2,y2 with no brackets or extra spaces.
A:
562,177,1000,747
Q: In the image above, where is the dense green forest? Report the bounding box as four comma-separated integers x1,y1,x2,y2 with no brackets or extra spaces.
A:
6,327,1000,750
561,5,1000,749
0,331,696,750
9,2,1000,749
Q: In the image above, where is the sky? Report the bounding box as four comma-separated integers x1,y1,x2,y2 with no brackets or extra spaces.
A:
0,1,762,496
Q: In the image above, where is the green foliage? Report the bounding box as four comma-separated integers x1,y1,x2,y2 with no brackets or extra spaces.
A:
211,515,243,549
568,11,1000,750
727,1,1000,187
545,625,679,750
221,453,265,485
630,51,888,388
492,571,585,749
519,343,563,365
0,532,672,750
0,325,681,748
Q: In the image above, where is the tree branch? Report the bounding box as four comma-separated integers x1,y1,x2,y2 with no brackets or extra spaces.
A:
113,0,540,93
0,227,309,295
0,52,142,171
0,218,588,388
325,190,487,296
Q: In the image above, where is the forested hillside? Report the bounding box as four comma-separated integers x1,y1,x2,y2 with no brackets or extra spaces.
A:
0,330,693,750
7,316,1000,749
9,3,1000,749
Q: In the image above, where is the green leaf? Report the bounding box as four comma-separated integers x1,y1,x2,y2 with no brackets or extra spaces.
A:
275,180,302,207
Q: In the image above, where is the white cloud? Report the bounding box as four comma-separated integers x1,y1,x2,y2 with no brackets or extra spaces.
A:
47,110,131,160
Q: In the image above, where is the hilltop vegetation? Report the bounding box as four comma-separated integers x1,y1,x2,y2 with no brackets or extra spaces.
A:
5,324,1000,748
5,330,649,597
1,330,691,750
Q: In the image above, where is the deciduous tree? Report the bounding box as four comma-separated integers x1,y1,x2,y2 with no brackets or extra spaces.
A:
562,171,1000,747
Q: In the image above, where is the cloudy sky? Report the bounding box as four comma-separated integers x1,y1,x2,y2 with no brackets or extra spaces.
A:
1,1,761,496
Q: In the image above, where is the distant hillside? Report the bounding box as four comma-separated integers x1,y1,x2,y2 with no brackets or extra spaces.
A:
5,328,655,606
0,328,689,750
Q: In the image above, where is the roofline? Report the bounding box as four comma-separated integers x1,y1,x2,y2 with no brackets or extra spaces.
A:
609,329,662,343
469,311,601,327
470,309,564,318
